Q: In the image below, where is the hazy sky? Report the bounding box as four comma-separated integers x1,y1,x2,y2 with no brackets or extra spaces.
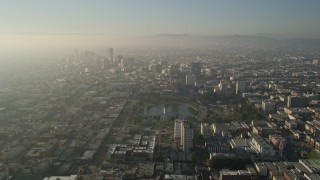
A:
1,0,320,36
1,0,320,60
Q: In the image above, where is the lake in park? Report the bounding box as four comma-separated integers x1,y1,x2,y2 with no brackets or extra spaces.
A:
144,103,195,120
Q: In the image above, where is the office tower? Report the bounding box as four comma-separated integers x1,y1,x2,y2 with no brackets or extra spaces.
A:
146,60,149,71
169,64,179,75
160,60,169,66
191,62,201,77
120,58,134,68
181,122,194,153
185,74,196,86
287,94,318,108
117,55,123,67
174,119,187,139
262,100,276,114
236,81,246,94
287,95,300,108
200,123,211,138
101,57,108,69
149,64,161,73
109,48,114,63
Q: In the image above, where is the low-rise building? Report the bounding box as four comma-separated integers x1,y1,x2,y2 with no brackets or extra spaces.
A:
299,159,320,173
254,162,268,176
249,135,275,157
219,169,252,180
43,175,78,180
230,138,249,150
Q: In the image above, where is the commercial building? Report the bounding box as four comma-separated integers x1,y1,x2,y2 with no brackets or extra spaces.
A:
230,138,249,150
262,100,276,114
249,135,275,157
269,134,287,157
252,121,277,137
219,169,252,180
43,175,78,180
185,74,196,86
191,62,201,77
121,58,134,68
299,159,320,173
200,123,211,138
236,81,246,94
287,94,318,108
254,162,267,176
109,48,113,63
211,123,228,135
181,122,194,153
106,135,156,163
174,119,187,139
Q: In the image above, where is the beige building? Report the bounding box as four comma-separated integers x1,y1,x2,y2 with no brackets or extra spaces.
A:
249,135,275,157
200,123,211,138
174,119,187,139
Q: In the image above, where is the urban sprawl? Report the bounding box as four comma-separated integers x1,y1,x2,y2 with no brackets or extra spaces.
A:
0,46,320,180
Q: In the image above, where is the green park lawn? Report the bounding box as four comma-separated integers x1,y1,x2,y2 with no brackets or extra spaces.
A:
309,149,320,160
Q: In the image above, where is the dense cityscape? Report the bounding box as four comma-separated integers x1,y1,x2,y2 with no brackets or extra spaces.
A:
2,1,320,180
0,42,319,180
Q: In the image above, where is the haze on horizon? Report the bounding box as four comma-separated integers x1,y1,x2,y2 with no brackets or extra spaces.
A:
1,0,320,60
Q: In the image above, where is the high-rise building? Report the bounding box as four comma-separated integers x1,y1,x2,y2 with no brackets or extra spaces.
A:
185,74,196,86
149,64,161,73
101,57,108,69
174,119,187,139
287,95,300,108
159,60,169,66
262,100,276,114
181,122,194,153
120,58,134,68
236,81,246,94
191,62,201,77
117,55,123,67
200,123,211,138
109,48,114,63
287,94,317,108
169,64,179,75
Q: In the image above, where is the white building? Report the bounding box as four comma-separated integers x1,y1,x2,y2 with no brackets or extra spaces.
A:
230,138,249,149
249,135,275,157
211,123,228,135
43,175,78,180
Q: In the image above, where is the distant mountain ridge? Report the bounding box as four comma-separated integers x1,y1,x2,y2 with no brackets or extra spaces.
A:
153,34,320,47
